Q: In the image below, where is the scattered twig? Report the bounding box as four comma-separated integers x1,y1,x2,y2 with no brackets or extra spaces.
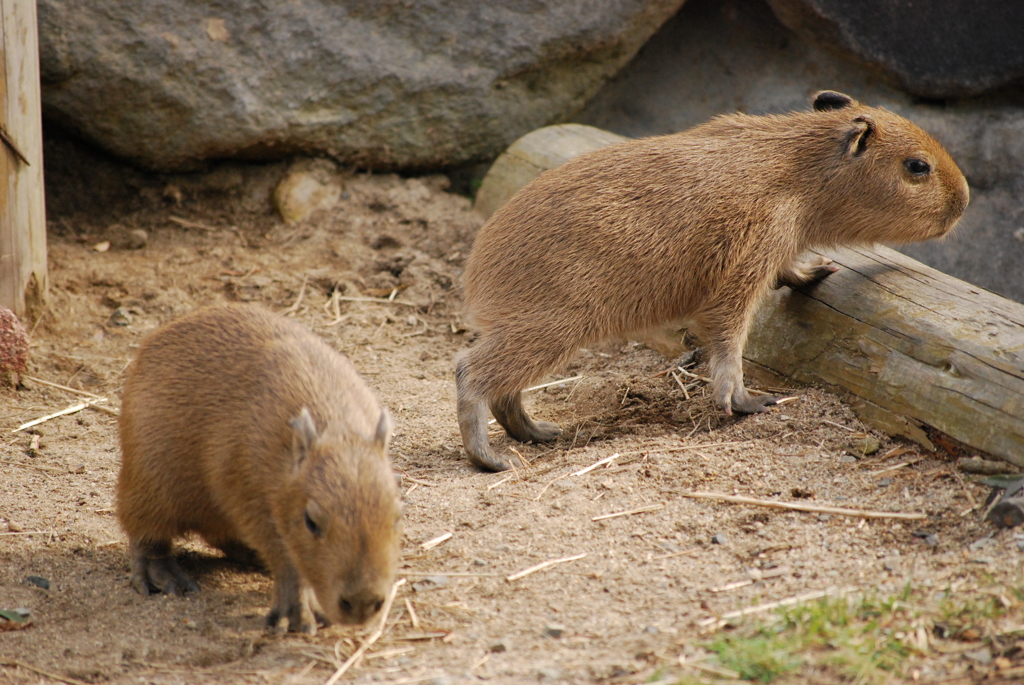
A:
651,547,700,561
487,475,515,491
404,598,420,629
420,533,452,550
592,502,666,522
507,553,587,582
0,530,57,537
679,658,740,679
698,586,857,630
324,578,406,685
13,398,110,433
334,295,418,307
681,491,926,520
709,566,790,593
399,571,500,578
865,457,925,477
168,215,216,231
282,274,309,316
958,456,1020,476
572,453,619,477
402,475,437,487
524,375,584,393
774,396,800,405
670,370,690,400
821,419,857,432
0,661,92,685
23,375,103,399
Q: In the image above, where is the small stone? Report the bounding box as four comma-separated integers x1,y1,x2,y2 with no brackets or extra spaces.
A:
7,520,23,532
92,241,111,252
125,229,149,250
0,307,29,374
472,558,487,566
183,618,198,630
71,465,86,474
818,514,832,522
643,625,659,635
711,534,727,545
883,561,898,572
13,607,30,618
537,667,564,682
1016,540,1024,552
26,575,50,590
107,308,132,326
273,159,342,223
964,647,992,665
968,536,993,551
839,454,857,464
778,415,792,421
847,435,881,456
411,575,449,592
488,639,509,653
544,623,565,638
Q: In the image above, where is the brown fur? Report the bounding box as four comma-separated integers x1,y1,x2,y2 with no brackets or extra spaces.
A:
457,91,969,471
116,304,402,634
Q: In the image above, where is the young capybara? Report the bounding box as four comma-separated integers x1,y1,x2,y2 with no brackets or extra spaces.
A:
116,304,402,634
457,91,969,471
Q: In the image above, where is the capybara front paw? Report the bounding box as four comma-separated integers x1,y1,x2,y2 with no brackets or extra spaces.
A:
731,393,778,415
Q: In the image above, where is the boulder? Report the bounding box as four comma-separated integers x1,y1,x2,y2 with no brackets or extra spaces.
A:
766,0,1024,99
38,0,684,172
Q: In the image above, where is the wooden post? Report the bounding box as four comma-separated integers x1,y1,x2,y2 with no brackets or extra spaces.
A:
0,0,46,318
474,124,1024,468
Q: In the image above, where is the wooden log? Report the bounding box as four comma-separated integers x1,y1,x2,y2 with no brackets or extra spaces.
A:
0,0,46,318
474,124,1024,468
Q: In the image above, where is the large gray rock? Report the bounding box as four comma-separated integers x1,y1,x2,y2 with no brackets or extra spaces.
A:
766,0,1024,99
38,0,684,172
576,0,1024,303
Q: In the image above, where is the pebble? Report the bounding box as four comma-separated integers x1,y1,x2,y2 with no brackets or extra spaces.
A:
964,647,992,665
968,536,993,551
472,558,487,566
26,575,49,590
411,575,449,592
7,520,23,532
537,667,564,682
125,229,149,250
543,623,565,638
839,455,857,464
643,625,659,635
488,639,509,653
711,534,727,545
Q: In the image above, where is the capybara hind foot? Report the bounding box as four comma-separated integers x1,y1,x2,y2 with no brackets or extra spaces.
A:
129,540,199,596
456,365,512,471
489,393,562,443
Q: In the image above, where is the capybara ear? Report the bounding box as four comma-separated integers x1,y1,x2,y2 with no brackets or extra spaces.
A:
844,115,876,158
289,407,319,465
813,90,856,111
373,408,394,455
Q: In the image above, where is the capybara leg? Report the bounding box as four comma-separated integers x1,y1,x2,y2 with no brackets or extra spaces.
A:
456,358,510,472
701,310,778,416
774,255,838,289
266,563,316,636
129,539,199,597
489,392,562,443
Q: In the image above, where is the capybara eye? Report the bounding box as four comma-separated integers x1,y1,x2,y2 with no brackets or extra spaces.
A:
304,511,321,537
905,158,931,176
374,599,384,613
340,598,353,614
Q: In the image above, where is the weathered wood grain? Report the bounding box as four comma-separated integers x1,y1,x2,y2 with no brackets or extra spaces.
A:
0,0,47,318
474,124,1024,467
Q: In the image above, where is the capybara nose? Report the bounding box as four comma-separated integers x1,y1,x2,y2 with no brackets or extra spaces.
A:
339,593,386,624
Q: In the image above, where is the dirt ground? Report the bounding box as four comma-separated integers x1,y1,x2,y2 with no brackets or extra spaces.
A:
1,148,1023,685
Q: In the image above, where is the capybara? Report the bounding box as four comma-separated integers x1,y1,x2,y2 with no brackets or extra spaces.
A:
457,91,969,470
117,304,402,634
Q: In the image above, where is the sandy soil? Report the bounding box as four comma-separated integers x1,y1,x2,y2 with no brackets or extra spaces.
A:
1,157,1022,684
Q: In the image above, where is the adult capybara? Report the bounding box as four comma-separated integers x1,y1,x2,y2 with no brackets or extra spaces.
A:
457,91,969,471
